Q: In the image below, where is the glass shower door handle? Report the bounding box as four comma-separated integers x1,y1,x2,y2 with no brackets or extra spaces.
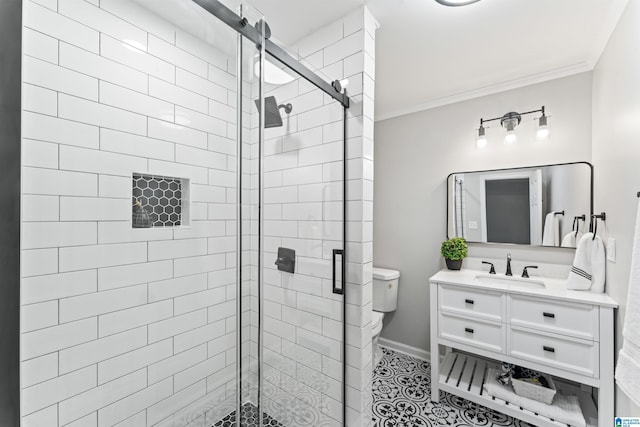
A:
332,249,344,295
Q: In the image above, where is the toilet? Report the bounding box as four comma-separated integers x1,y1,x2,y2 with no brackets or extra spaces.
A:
372,267,400,367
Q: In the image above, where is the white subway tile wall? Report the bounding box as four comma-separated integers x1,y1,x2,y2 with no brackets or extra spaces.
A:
21,0,240,425
21,0,375,426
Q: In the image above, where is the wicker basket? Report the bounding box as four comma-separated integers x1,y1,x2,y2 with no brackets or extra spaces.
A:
511,367,556,405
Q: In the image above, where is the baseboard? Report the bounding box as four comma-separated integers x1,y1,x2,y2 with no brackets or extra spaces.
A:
378,337,430,361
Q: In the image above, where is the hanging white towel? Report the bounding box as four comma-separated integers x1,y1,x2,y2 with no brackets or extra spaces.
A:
561,231,583,248
542,212,560,246
615,198,640,406
616,344,640,408
566,233,605,292
590,234,606,293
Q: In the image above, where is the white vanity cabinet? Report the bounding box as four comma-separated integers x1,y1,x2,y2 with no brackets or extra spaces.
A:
429,270,618,427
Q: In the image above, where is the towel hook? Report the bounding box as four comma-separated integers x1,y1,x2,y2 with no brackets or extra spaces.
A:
573,214,586,237
554,210,565,216
591,212,606,240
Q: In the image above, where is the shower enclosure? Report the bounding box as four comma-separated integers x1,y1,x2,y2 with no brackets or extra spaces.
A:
19,0,358,425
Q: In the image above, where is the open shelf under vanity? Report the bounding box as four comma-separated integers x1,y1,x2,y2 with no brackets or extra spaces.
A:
438,352,598,427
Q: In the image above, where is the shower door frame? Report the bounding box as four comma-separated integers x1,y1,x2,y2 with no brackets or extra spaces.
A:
0,0,21,424
192,0,350,109
191,1,351,425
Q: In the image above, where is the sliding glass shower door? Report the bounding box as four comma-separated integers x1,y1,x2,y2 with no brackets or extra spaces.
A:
256,52,346,426
199,3,348,425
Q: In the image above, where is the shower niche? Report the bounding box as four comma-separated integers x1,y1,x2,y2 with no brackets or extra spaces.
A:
132,173,190,228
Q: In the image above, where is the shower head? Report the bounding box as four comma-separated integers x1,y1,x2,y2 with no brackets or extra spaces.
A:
254,96,293,128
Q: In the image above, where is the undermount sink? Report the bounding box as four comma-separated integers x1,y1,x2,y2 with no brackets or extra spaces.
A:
473,274,546,289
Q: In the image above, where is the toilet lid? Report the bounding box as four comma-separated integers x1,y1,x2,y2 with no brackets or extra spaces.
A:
372,311,384,329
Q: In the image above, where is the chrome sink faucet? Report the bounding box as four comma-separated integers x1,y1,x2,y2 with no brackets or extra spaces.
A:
506,253,512,276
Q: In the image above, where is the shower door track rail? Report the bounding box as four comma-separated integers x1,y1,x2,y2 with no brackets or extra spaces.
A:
192,0,350,108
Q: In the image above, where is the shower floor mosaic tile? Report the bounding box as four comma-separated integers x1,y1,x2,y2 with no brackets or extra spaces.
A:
213,403,284,427
372,347,533,427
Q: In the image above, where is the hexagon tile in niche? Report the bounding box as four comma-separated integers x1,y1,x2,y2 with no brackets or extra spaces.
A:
132,174,182,227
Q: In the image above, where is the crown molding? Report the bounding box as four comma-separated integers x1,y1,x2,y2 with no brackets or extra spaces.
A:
375,62,593,122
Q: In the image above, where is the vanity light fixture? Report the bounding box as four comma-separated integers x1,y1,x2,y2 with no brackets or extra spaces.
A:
476,106,550,148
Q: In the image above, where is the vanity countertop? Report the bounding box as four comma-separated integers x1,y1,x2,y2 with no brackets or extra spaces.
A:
430,268,618,308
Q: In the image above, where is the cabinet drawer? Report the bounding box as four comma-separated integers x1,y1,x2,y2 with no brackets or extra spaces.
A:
439,285,503,322
509,296,598,341
509,327,599,377
439,313,505,353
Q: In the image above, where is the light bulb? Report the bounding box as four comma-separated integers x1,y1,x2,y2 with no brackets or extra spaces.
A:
504,130,517,145
503,118,518,144
536,127,550,141
476,125,487,148
536,114,550,141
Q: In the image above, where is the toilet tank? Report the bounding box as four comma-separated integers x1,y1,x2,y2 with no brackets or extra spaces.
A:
372,267,400,312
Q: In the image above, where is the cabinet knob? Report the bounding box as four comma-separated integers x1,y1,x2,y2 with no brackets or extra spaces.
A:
543,345,555,353
465,299,474,305
543,312,555,319
464,327,474,334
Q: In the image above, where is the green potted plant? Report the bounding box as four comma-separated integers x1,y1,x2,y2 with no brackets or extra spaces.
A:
441,237,468,270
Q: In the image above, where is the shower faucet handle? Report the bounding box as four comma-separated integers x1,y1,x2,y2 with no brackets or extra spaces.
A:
274,247,295,274
481,261,496,274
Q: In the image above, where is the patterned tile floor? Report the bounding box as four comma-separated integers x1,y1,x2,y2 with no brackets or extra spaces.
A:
213,347,534,426
372,347,533,427
213,403,284,427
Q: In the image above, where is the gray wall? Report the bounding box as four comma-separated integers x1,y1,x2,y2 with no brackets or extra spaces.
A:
592,1,640,416
373,72,593,352
0,0,21,424
545,163,592,238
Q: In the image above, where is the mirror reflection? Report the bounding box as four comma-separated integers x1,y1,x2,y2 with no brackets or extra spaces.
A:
447,162,592,248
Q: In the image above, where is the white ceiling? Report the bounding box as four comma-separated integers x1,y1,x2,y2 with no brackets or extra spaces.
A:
247,0,629,121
